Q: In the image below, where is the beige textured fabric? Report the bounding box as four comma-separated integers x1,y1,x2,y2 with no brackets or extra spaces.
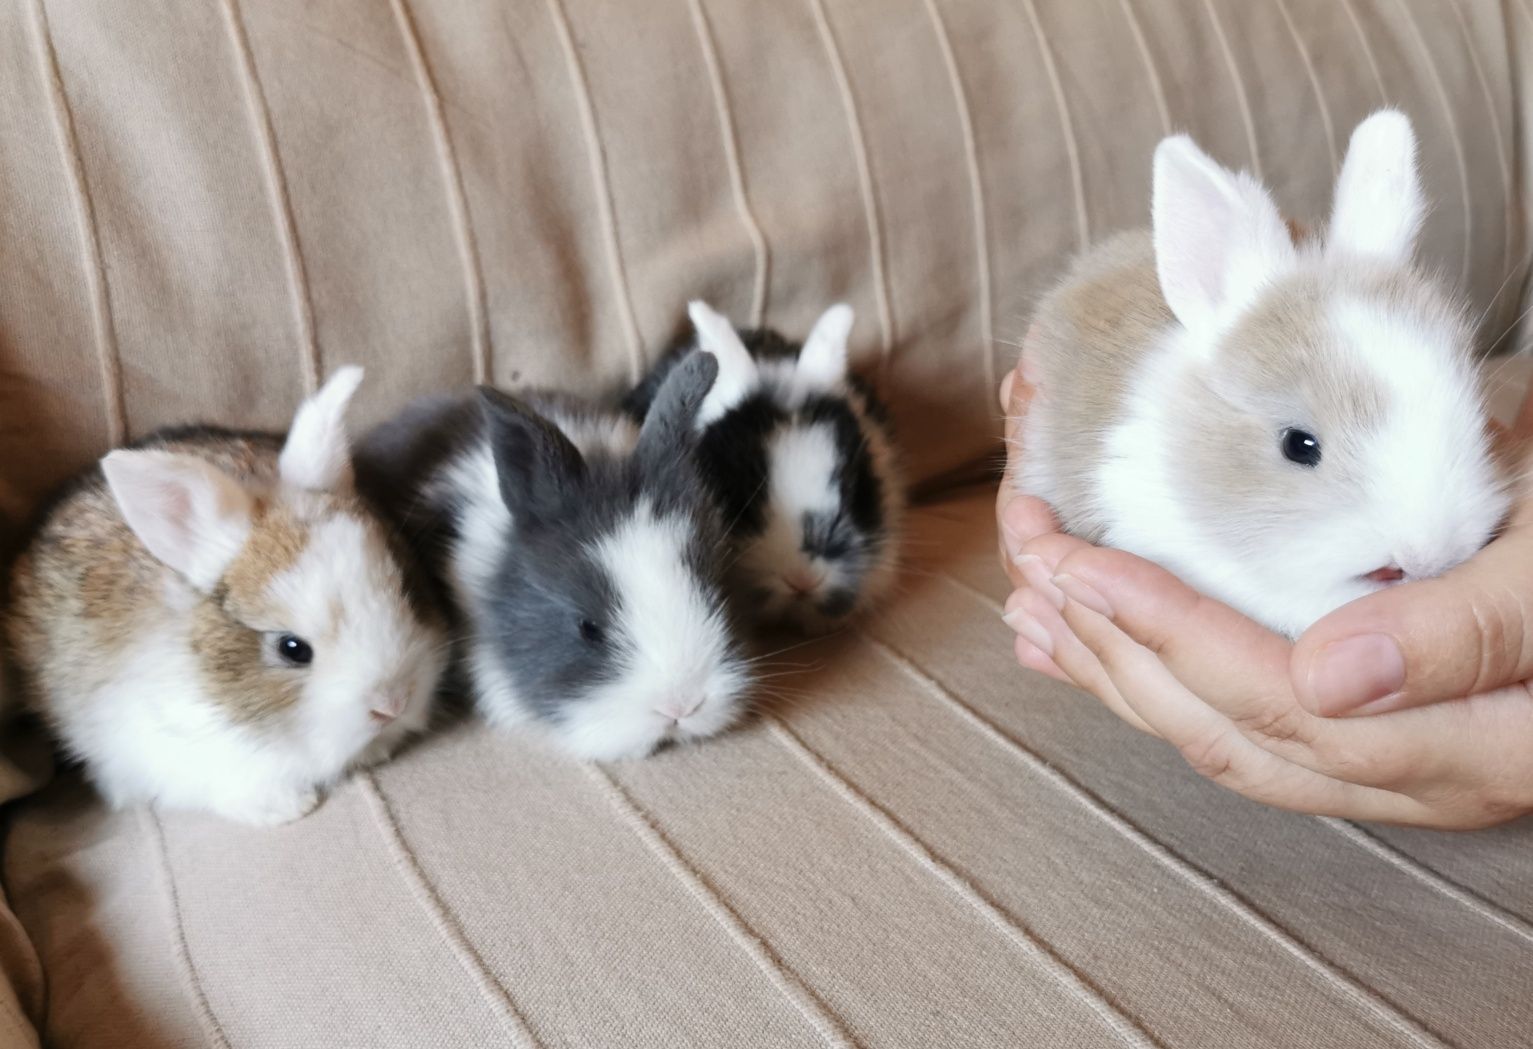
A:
7,490,1533,1049
2,1,1533,1047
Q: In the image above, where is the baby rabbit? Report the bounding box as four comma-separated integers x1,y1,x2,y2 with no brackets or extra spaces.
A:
1015,110,1509,637
5,368,447,825
355,351,752,761
624,303,903,634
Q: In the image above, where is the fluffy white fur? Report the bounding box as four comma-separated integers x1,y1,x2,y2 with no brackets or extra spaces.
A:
1084,111,1508,637
72,368,445,824
559,505,748,760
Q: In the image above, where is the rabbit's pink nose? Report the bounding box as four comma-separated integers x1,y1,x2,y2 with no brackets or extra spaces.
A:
1363,565,1406,586
370,693,408,722
653,697,705,722
783,568,823,595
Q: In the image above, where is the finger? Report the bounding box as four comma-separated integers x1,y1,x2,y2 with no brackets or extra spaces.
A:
1291,525,1533,716
1041,544,1296,710
1005,586,1156,735
1053,584,1434,823
1014,634,1069,683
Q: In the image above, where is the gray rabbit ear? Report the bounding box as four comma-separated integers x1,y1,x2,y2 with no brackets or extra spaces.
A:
477,387,586,521
634,350,718,474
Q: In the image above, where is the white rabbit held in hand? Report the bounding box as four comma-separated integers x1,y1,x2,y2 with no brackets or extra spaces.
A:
1015,110,1509,638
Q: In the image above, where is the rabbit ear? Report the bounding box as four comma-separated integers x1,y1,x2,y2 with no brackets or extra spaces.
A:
635,349,718,477
1152,135,1296,335
103,449,254,591
279,366,364,492
478,388,586,522
797,304,854,390
688,301,757,428
1329,109,1424,265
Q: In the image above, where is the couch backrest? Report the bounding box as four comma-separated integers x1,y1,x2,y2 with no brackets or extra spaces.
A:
0,0,1528,529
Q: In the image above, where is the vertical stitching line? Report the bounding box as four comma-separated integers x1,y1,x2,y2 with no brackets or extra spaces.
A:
29,0,126,445
220,0,322,394
861,625,1452,1049
1447,0,1514,277
1274,0,1339,174
923,0,997,405
141,811,232,1049
1339,0,1389,105
391,0,493,384
1393,0,1474,291
1319,818,1533,948
1019,0,1089,251
767,717,1162,1049
1199,0,1262,180
688,0,770,328
584,763,859,1049
807,0,895,366
1117,0,1171,137
545,0,645,381
358,773,541,1048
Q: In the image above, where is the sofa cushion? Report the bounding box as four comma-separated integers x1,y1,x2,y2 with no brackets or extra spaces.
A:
7,487,1533,1048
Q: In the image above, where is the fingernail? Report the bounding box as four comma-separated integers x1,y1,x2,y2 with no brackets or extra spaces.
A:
1002,608,1054,656
1013,554,1064,609
1307,634,1406,716
1052,574,1113,617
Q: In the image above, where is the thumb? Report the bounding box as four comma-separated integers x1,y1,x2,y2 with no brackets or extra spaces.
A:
1291,525,1533,716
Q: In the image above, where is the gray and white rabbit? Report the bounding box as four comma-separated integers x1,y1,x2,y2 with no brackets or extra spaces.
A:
624,303,903,634
356,351,752,760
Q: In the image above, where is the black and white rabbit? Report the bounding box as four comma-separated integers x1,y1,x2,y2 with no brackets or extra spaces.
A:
624,302,903,633
356,352,752,760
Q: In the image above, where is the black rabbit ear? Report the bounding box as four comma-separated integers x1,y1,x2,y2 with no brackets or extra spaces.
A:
477,387,586,521
634,350,718,475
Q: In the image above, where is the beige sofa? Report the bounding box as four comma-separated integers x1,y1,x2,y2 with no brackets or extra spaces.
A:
2,2,1532,1046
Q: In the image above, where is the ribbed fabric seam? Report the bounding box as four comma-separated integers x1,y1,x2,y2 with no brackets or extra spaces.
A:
142,810,232,1049
1447,0,1514,277
585,763,859,1049
1393,0,1474,291
29,0,126,445
358,773,541,1048
1198,0,1261,180
923,0,996,406
688,0,770,328
1339,0,1389,105
866,616,1453,1049
1117,0,1171,136
220,0,322,394
807,0,895,366
391,0,493,384
545,0,646,381
767,717,1161,1049
1020,0,1088,251
1320,818,1533,947
1273,0,1338,174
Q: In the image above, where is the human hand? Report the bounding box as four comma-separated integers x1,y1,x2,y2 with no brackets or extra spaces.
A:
996,340,1533,828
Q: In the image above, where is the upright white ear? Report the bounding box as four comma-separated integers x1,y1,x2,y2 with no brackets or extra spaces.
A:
688,301,758,428
279,365,363,491
1328,109,1424,265
1152,135,1296,334
797,304,853,390
103,450,254,591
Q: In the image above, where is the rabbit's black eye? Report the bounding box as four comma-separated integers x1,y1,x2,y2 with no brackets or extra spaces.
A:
579,619,605,645
1281,428,1322,467
277,634,313,667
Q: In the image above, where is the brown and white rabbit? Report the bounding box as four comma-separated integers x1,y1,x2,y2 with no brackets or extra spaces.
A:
1015,110,1510,637
4,368,447,824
